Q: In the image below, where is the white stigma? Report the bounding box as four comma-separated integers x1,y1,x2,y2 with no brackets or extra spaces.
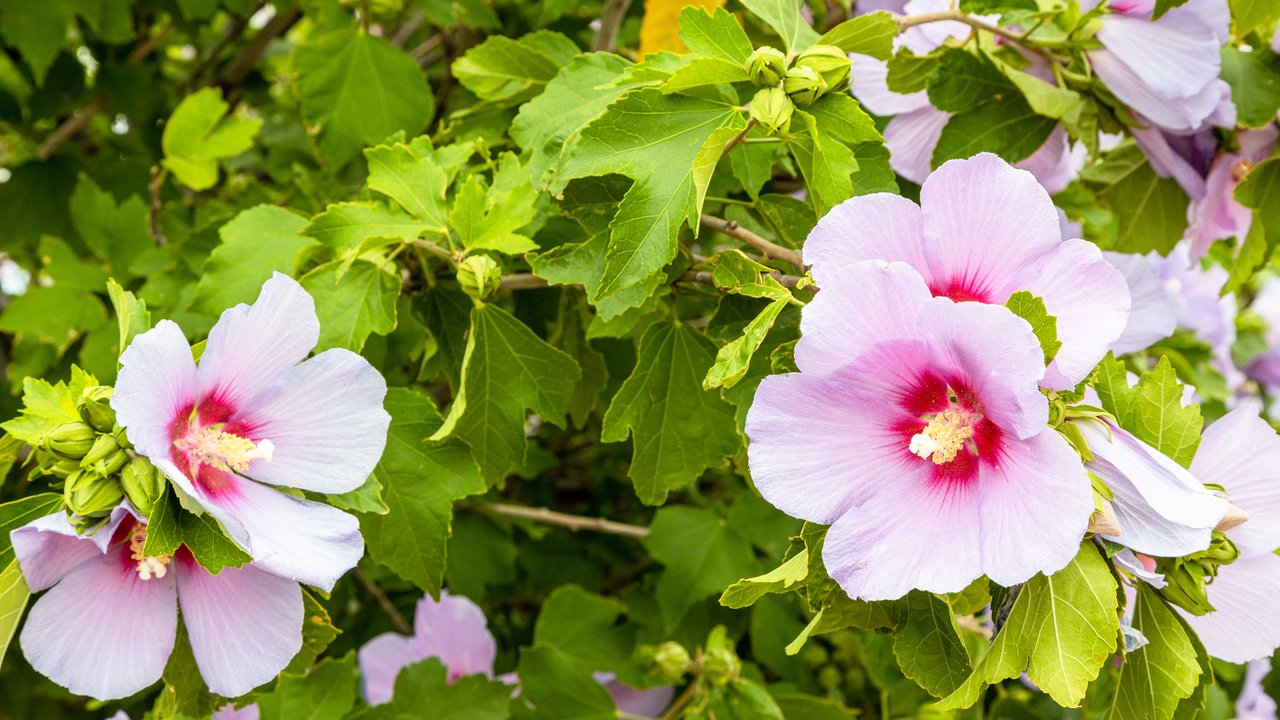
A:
176,427,274,473
129,525,171,581
908,433,941,459
907,408,976,465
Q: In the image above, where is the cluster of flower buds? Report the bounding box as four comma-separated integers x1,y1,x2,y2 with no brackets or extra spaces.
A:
1155,532,1241,616
636,641,693,683
36,385,166,522
745,44,851,136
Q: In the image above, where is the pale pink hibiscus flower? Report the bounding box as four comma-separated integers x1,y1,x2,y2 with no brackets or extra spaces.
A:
111,273,389,591
1086,0,1232,133
803,153,1130,389
359,591,673,716
13,507,302,700
1245,276,1280,394
745,260,1093,600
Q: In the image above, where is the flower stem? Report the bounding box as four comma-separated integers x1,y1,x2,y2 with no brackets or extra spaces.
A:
898,10,1062,64
354,566,413,635
488,502,651,539
699,214,804,267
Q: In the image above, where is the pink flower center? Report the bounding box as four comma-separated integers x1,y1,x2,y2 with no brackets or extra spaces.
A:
929,276,992,304
908,408,978,464
169,402,270,496
898,373,1002,485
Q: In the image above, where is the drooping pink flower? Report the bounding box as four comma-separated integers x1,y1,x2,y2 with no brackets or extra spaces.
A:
1177,406,1280,662
1245,277,1280,394
848,1,1077,190
803,153,1130,389
112,273,389,591
1074,418,1227,556
12,507,303,700
358,591,670,716
1087,0,1232,133
745,260,1093,600
1236,659,1279,720
1187,127,1280,259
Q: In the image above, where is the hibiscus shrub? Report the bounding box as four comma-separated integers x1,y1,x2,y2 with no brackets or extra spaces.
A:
1,0,1280,718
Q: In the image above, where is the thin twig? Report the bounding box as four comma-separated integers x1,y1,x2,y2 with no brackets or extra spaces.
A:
184,2,263,89
412,34,444,66
354,567,413,635
699,214,804,267
592,0,633,52
36,97,108,160
659,676,702,720
499,273,550,291
489,502,651,539
391,10,426,47
411,238,462,262
680,269,803,289
497,270,804,292
720,119,756,158
147,166,169,246
217,5,302,90
898,10,1059,63
126,25,175,64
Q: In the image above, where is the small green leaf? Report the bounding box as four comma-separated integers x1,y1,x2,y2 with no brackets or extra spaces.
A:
1220,46,1280,129
258,654,358,720
0,494,63,567
720,550,809,609
1092,354,1203,467
365,140,450,228
360,389,485,596
740,0,821,52
301,259,400,352
1230,0,1280,36
0,559,29,674
1004,291,1062,365
1081,143,1189,255
452,33,569,104
448,156,538,254
366,657,512,720
818,11,898,60
304,202,430,255
892,591,972,698
1105,585,1202,720
161,87,261,191
196,205,319,313
787,109,857,214
679,6,754,63
533,585,638,683
705,296,789,389
69,174,150,280
661,56,751,92
144,486,252,574
602,322,740,505
106,279,150,361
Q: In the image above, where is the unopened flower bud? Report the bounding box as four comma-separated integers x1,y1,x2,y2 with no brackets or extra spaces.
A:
652,642,692,681
1215,504,1249,533
795,45,851,94
47,456,82,478
749,87,794,136
80,434,126,476
701,644,741,686
783,65,827,107
746,46,787,87
113,423,133,450
64,469,124,518
121,457,166,517
818,664,843,691
45,422,97,460
77,385,116,432
1088,500,1121,537
457,255,502,302
1155,559,1214,616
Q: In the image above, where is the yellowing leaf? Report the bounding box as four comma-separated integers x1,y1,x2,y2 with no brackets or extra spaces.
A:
639,0,723,58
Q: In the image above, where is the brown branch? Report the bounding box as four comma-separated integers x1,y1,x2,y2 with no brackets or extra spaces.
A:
411,238,462,262
184,2,264,89
897,10,1059,63
126,25,175,64
36,97,108,161
592,0,633,52
147,166,169,246
680,269,803,289
354,567,413,635
499,273,550,291
699,214,805,267
720,119,756,158
217,5,302,90
390,10,425,47
489,502,651,539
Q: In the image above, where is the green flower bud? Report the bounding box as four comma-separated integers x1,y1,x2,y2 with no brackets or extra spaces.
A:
113,423,133,450
652,642,692,681
45,422,97,460
121,457,166,517
795,45,851,94
749,87,794,136
801,643,828,668
77,385,116,432
457,255,502,302
818,664,843,691
844,667,866,691
80,434,121,470
1155,559,1214,616
783,65,827,107
64,469,124,518
48,457,82,478
746,46,788,87
700,625,740,687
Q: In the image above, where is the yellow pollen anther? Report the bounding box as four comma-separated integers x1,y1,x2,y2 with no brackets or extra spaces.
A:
909,408,975,464
129,524,171,581
175,427,274,473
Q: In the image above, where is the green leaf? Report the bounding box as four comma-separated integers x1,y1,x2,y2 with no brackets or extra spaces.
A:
818,11,898,60
449,156,538,254
0,284,108,353
1081,143,1189,255
69,174,150,279
413,282,473,391
707,678,786,719
1231,0,1280,36
705,296,789,390
1092,354,1203,467
1,370,95,445
1105,585,1201,720
533,585,637,682
927,49,1014,113
886,48,941,94
939,543,1120,709
107,279,150,361
301,259,400,352
161,87,262,191
662,56,751,92
304,202,430,255
932,93,1055,166
285,589,342,676
559,88,744,310
361,388,485,595
0,560,28,674
196,205,319,313
892,591,972,698
602,322,740,505
367,657,512,720
1220,46,1280,129
0,494,64,567
0,0,73,82
1236,157,1280,272
645,505,757,631
719,550,809,609
806,92,883,146
452,33,569,104
257,654,359,720
787,109,857,215
365,140,450,228
432,304,581,483
1151,0,1191,18
294,29,434,165
157,624,219,718
550,294,609,428
679,6,754,63
517,646,616,720
1004,291,1062,365
143,486,253,574
740,0,821,52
